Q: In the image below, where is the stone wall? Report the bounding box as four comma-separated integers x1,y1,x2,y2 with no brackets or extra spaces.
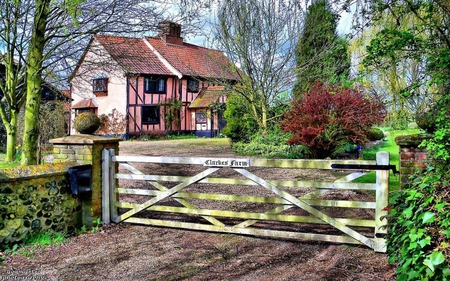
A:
50,135,121,228
0,135,120,245
395,134,431,189
0,162,81,245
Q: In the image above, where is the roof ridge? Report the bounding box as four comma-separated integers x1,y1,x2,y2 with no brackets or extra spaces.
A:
144,36,222,52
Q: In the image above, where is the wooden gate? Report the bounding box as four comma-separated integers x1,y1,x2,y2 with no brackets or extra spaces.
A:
102,150,391,252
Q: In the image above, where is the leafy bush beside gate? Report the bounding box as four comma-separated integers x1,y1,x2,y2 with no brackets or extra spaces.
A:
388,167,450,280
282,82,386,159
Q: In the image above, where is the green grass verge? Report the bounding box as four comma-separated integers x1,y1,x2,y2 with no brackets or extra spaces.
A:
354,128,423,191
0,157,20,169
1,232,67,261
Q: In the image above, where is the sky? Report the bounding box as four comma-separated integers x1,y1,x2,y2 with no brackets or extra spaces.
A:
186,3,355,47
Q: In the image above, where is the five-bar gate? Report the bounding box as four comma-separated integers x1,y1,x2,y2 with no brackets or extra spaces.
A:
102,150,390,252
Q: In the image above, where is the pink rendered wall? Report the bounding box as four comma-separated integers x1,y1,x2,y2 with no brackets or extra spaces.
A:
126,77,227,135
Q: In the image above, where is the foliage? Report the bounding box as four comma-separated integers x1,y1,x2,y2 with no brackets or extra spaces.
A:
38,101,67,151
282,82,386,158
415,104,439,134
358,1,450,277
165,133,197,140
385,99,450,281
0,0,211,166
366,127,385,141
231,128,307,159
1,231,66,261
97,108,126,135
222,93,258,142
294,0,350,96
73,112,101,134
387,167,450,281
133,130,166,141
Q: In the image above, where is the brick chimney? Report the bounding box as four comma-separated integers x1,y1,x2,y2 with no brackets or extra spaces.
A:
158,21,183,45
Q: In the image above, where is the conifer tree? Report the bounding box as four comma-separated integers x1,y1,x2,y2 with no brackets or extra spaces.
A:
294,0,350,96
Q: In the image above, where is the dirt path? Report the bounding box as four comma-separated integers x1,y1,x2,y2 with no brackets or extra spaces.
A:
0,139,396,281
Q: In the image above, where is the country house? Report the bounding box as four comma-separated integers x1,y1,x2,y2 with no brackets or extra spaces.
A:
69,21,240,138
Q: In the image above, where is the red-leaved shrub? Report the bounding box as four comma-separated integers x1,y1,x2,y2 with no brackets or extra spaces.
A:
282,82,386,158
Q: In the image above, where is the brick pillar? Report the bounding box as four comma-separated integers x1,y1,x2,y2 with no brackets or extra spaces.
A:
395,134,431,189
50,135,121,228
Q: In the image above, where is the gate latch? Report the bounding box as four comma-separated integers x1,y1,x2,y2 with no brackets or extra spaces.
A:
331,164,399,175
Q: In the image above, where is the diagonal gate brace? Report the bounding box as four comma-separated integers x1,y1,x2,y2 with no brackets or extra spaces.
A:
120,163,225,227
115,167,219,223
233,168,373,248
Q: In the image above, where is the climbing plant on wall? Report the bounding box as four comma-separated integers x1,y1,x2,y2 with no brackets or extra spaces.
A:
159,98,182,131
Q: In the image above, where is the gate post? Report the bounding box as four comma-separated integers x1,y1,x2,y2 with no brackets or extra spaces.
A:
102,149,111,224
374,151,389,252
50,135,121,229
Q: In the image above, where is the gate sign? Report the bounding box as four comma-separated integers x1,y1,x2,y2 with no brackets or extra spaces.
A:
203,158,251,168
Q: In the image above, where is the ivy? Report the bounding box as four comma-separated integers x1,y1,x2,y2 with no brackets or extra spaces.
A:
387,165,450,280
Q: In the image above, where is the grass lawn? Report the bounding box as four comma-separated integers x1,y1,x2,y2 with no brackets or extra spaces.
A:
0,159,20,169
0,151,20,169
354,128,423,191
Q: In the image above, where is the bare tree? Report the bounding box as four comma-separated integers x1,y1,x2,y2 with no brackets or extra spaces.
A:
212,0,305,132
0,0,211,165
0,0,31,162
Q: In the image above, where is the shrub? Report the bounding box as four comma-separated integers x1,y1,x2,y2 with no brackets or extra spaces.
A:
282,82,386,158
388,167,450,280
73,112,101,134
366,127,385,141
231,128,307,159
39,102,67,150
222,93,258,143
415,105,439,133
96,108,126,135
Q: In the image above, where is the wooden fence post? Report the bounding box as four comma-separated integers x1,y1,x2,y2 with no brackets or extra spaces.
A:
102,148,111,224
374,151,389,252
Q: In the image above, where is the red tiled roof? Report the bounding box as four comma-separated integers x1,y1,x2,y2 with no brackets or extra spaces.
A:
60,89,70,97
72,98,98,109
94,35,240,81
95,35,173,76
146,37,241,81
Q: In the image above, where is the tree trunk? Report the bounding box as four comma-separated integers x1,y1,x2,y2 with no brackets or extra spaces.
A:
21,0,50,166
261,105,267,132
4,111,18,162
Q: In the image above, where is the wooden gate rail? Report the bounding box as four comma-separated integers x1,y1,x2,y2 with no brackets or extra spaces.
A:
102,150,390,252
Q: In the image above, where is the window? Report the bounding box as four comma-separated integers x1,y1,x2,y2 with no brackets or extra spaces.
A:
187,78,199,92
144,77,166,93
195,112,207,124
93,78,108,93
142,106,160,124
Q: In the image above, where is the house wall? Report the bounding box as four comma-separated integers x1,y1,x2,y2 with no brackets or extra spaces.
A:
127,76,177,134
71,39,228,137
127,77,224,136
70,41,127,135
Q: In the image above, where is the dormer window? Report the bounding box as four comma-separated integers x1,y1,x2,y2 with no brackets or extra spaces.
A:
187,78,199,92
144,77,166,93
93,78,108,96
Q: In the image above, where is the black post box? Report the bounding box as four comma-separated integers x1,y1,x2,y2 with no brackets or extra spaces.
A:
68,164,92,195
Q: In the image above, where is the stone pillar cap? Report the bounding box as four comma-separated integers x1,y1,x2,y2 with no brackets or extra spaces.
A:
50,134,122,144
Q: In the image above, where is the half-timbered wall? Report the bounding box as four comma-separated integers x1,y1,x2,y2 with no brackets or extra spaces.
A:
127,77,226,136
